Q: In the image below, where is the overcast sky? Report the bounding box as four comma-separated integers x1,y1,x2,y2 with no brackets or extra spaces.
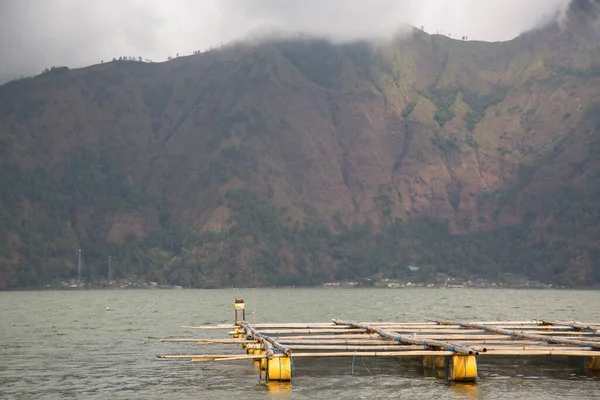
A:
0,0,570,84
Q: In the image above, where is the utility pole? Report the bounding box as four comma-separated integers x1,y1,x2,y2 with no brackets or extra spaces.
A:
78,249,82,285
108,255,112,284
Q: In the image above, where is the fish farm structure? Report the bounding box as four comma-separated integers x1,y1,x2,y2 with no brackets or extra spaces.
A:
157,298,600,382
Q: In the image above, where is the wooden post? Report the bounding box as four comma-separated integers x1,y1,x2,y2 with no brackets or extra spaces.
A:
587,356,600,371
423,355,447,370
423,355,448,378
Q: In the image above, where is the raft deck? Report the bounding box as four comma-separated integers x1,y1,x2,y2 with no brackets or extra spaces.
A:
157,299,600,382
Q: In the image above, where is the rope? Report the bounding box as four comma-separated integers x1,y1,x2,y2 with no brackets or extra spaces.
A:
362,360,373,377
351,351,356,377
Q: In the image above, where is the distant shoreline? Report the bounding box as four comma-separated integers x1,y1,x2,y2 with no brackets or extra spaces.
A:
2,285,599,292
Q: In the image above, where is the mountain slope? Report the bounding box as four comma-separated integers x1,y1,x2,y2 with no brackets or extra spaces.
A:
1,3,600,288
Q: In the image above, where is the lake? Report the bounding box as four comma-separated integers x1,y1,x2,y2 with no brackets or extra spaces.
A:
1,288,599,399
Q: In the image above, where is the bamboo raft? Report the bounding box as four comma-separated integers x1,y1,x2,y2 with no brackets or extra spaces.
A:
157,298,600,382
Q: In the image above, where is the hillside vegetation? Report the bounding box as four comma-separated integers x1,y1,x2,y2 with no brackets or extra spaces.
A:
1,2,600,288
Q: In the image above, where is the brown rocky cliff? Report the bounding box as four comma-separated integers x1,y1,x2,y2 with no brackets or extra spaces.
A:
1,9,600,288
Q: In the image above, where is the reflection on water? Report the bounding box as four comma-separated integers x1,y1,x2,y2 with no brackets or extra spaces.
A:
449,383,480,400
266,381,292,395
0,288,599,399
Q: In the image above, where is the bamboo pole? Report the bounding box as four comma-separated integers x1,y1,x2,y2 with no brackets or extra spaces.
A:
373,320,540,326
157,354,249,359
275,339,586,346
411,334,600,340
287,344,426,351
404,329,580,335
186,350,455,361
181,325,236,330
161,338,257,344
256,350,455,358
333,319,480,355
228,328,588,336
474,346,593,352
435,320,600,350
273,333,600,341
537,320,600,331
274,334,382,340
410,332,600,338
274,334,505,340
164,338,589,346
229,328,367,335
285,344,595,352
182,320,591,329
238,321,292,356
277,339,404,345
233,323,274,359
162,347,599,362
182,321,584,331
480,349,598,356
230,328,452,335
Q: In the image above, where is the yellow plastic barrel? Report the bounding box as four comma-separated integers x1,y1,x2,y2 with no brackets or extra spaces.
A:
267,357,292,381
449,355,477,381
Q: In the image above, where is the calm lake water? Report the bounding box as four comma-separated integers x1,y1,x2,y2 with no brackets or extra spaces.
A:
0,288,599,399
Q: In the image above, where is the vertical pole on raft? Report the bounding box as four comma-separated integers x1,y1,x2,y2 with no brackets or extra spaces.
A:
233,298,246,341
233,298,246,323
587,356,600,372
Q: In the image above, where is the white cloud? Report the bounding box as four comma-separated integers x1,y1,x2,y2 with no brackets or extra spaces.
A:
0,0,571,84
410,0,568,40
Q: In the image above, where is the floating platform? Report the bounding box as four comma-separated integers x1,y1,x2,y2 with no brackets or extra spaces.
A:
157,298,600,382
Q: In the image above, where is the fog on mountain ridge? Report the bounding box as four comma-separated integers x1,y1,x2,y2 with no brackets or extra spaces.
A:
0,0,572,84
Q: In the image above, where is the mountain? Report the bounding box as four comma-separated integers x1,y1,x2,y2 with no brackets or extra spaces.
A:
1,2,600,288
